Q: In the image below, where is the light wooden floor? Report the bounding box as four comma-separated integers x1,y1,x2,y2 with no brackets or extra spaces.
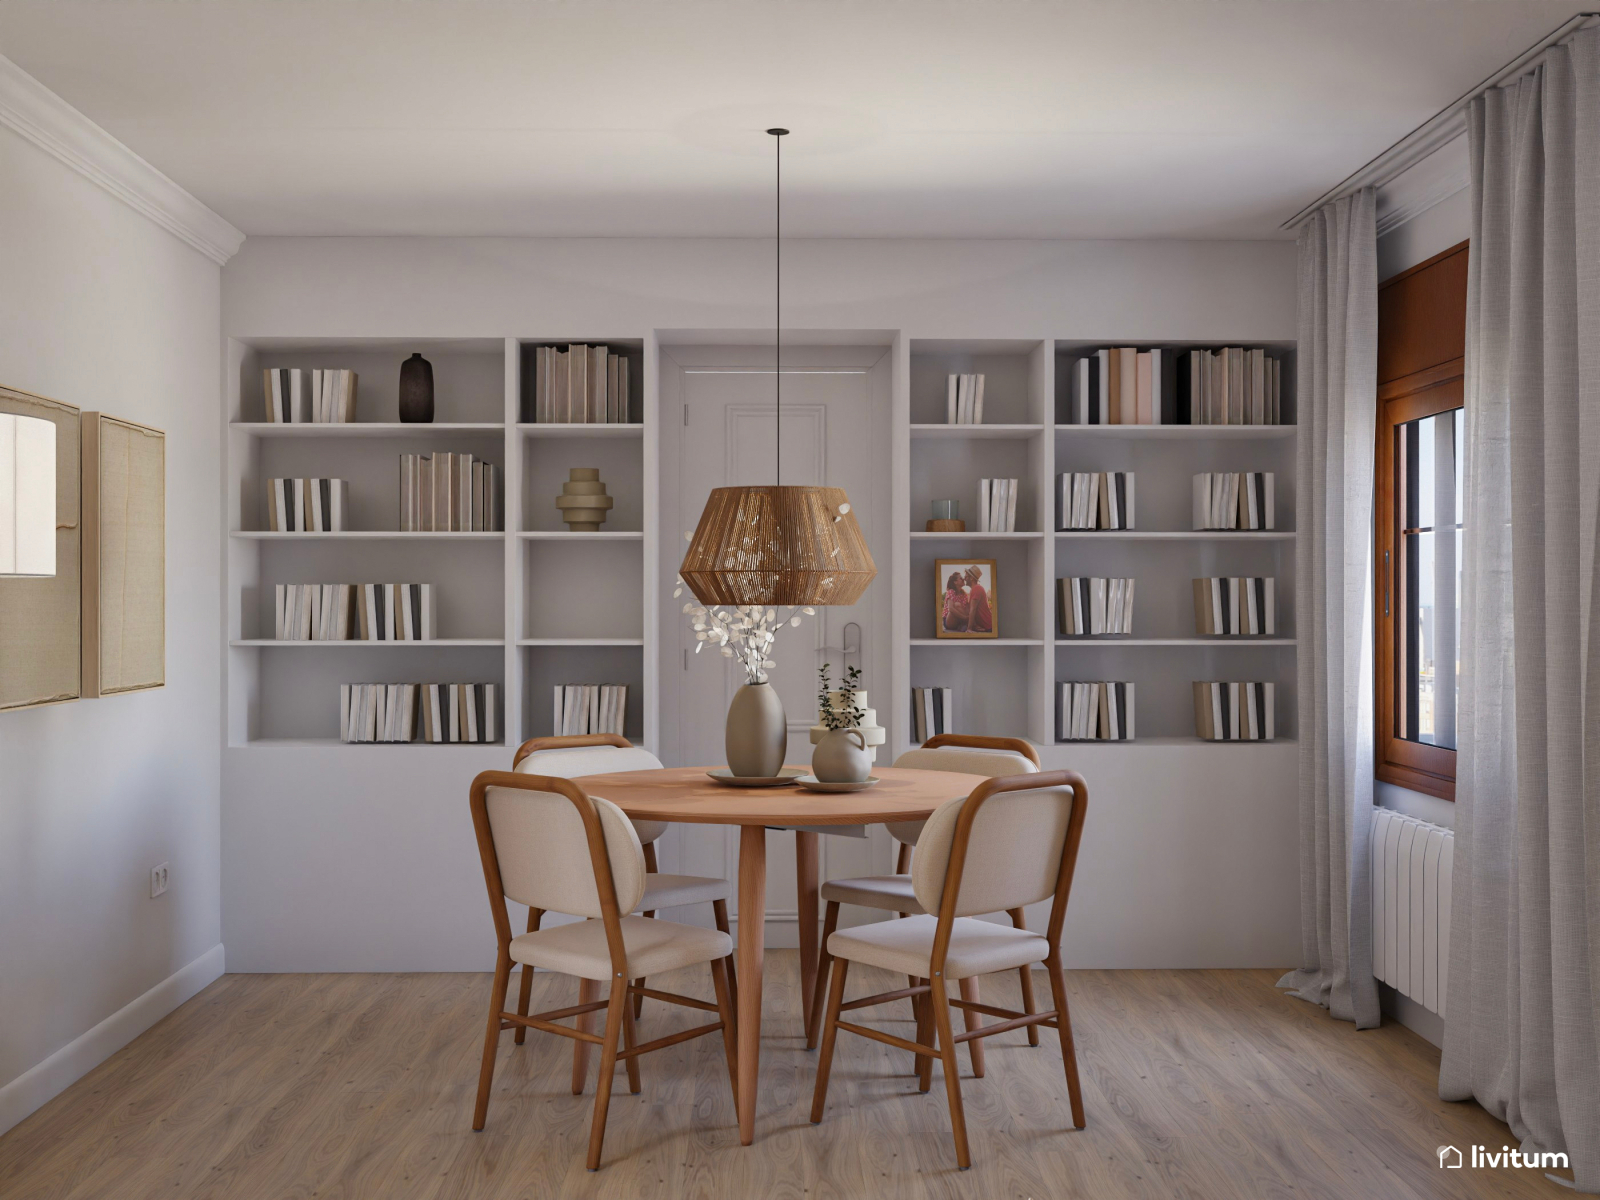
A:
0,957,1564,1200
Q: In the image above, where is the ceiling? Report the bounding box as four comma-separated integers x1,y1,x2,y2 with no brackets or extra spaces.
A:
0,1,1586,240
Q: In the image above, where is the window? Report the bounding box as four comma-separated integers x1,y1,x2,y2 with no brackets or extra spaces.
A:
1375,241,1467,799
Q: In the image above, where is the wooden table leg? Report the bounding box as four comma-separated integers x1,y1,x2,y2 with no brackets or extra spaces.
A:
795,831,819,1034
736,825,767,1146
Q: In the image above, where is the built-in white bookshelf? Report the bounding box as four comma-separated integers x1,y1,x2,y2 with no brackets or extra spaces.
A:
224,336,650,747
224,332,1293,752
897,337,1296,748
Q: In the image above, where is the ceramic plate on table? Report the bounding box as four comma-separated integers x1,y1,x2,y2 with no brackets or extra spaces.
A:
705,767,806,788
795,775,879,793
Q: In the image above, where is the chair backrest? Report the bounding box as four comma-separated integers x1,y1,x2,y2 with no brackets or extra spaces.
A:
886,741,1038,845
513,738,668,844
920,733,1041,767
911,772,1087,935
472,771,647,921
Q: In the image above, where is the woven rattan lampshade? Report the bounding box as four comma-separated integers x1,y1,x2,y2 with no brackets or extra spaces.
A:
679,485,876,607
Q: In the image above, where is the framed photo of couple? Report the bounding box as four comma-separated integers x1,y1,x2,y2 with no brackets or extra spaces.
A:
936,559,997,639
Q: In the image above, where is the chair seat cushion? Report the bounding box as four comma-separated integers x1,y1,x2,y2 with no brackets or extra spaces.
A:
639,873,730,910
820,874,923,913
511,915,732,981
826,914,1049,981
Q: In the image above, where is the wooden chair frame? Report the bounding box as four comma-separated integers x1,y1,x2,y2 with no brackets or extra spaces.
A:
807,733,1044,1067
809,770,1089,1170
511,731,632,770
507,734,737,1044
469,770,738,1171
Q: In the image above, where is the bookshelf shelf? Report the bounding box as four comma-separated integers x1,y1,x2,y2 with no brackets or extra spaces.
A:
1054,424,1296,440
909,530,1045,541
517,530,643,541
517,637,645,647
231,531,506,541
230,422,505,437
1055,638,1296,647
231,639,506,648
1053,531,1296,541
911,638,1046,647
516,423,644,437
911,423,1045,439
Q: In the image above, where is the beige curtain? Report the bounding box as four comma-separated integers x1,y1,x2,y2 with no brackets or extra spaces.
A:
1278,188,1381,1030
1442,26,1600,1191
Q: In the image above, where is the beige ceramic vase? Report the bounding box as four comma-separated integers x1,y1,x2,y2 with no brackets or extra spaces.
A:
555,468,614,531
812,728,870,783
725,682,787,778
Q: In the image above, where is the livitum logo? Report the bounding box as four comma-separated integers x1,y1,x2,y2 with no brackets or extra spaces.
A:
1437,1143,1570,1171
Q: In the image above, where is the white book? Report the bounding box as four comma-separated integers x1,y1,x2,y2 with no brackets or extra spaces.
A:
274,584,287,639
464,684,479,743
973,374,985,424
978,478,991,533
1005,477,1018,533
947,374,957,424
1122,578,1135,634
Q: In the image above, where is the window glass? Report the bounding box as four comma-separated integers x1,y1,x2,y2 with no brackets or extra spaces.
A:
1399,408,1463,749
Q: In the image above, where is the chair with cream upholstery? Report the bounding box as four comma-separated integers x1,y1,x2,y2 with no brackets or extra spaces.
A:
510,734,735,1071
469,769,738,1171
809,769,1089,1169
805,734,1042,1076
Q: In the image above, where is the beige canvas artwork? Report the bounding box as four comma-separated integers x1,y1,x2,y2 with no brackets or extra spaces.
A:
82,413,165,697
0,385,81,711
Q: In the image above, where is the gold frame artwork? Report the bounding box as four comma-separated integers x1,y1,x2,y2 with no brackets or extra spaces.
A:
934,558,998,639
81,412,165,697
0,385,81,711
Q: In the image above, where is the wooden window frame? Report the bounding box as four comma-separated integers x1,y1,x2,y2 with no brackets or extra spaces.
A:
1375,245,1465,800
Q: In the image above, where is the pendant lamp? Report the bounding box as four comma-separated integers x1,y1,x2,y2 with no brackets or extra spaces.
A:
678,129,877,607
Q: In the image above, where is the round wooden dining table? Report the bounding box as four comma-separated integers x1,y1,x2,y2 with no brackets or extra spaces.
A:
571,764,988,1146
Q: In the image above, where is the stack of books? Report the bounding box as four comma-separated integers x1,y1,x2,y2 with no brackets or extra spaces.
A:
274,583,434,641
1192,578,1276,636
530,345,632,423
1066,348,1281,425
1057,682,1135,741
977,478,1019,532
945,374,986,424
1056,472,1135,530
399,454,502,531
267,478,348,531
1193,472,1275,530
340,682,498,743
1057,578,1134,636
910,686,955,743
262,368,358,423
1193,681,1275,740
553,684,629,736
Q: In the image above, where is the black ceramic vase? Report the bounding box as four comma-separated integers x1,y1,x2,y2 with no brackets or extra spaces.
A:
398,353,434,423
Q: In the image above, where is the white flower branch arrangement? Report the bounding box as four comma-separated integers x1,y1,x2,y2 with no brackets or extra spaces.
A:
674,576,814,685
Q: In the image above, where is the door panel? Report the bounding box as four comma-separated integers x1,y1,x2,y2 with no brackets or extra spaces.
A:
656,344,892,942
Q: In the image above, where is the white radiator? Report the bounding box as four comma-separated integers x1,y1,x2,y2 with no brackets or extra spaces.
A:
1371,808,1454,1016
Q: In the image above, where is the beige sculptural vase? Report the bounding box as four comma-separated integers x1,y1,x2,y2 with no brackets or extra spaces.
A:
725,682,787,778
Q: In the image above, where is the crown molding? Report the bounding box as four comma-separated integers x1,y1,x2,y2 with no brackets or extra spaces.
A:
0,54,244,265
1283,11,1597,230
1375,132,1467,238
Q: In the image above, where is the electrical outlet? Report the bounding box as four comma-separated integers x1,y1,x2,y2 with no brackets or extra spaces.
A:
150,863,169,898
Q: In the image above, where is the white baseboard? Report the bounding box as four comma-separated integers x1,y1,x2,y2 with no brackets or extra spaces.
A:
0,943,225,1138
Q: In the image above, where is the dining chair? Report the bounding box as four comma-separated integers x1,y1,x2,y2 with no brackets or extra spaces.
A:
809,769,1088,1169
511,734,736,1072
469,769,739,1171
806,734,1041,1077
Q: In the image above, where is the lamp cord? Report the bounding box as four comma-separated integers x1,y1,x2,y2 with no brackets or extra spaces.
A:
769,128,786,489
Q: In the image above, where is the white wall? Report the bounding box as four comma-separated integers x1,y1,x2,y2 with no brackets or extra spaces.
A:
222,234,1301,973
0,125,223,1133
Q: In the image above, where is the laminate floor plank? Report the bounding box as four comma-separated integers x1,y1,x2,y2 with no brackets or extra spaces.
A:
0,960,1564,1200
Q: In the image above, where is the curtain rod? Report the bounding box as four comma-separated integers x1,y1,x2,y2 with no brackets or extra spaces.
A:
1281,11,1598,230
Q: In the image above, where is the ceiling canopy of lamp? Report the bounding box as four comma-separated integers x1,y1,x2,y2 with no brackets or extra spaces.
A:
0,412,56,578
678,129,877,608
